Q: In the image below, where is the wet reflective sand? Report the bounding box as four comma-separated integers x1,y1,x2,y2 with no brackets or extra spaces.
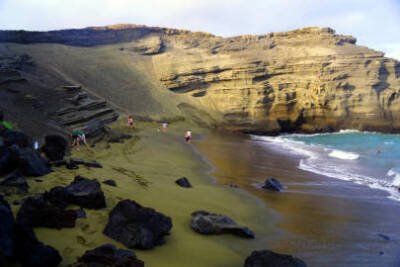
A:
194,131,400,266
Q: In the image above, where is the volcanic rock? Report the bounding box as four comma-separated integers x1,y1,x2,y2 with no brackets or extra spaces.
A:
244,250,307,267
103,199,173,249
8,144,51,177
14,223,62,267
16,195,77,229
103,179,117,187
175,177,192,188
0,196,14,261
42,135,68,161
262,178,284,192
70,244,144,267
190,211,254,238
64,176,106,209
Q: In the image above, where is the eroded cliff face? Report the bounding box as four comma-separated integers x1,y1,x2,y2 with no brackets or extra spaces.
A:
153,27,400,133
1,25,400,133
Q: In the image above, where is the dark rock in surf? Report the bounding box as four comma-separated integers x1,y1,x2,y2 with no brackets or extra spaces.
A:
103,199,173,249
42,135,68,161
244,250,307,267
175,177,192,188
378,233,390,241
14,223,62,267
103,179,117,187
71,244,144,267
190,211,255,238
16,195,77,229
262,178,284,192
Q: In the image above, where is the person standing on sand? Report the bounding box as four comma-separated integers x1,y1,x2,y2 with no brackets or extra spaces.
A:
185,130,192,144
162,122,168,132
71,130,90,151
128,115,134,128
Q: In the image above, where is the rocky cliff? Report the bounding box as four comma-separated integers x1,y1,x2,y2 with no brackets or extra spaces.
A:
1,25,399,134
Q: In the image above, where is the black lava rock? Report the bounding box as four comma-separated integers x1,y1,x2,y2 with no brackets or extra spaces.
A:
16,195,77,229
103,179,117,187
0,196,15,261
244,250,307,267
3,131,30,148
103,199,173,249
8,144,51,177
42,135,68,161
64,176,106,209
71,244,144,267
175,177,192,188
14,223,62,267
262,178,284,192
190,210,255,238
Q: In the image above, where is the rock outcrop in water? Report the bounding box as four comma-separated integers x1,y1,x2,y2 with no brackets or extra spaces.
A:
1,25,400,134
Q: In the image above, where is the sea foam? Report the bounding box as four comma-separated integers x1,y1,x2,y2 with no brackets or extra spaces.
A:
328,150,359,160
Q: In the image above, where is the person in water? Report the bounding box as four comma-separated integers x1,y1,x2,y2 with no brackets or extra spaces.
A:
162,122,168,132
71,130,90,151
185,130,192,144
128,115,134,128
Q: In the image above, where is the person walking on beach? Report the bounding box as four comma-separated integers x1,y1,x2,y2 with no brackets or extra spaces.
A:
71,130,90,151
185,130,192,144
127,115,134,128
162,122,168,132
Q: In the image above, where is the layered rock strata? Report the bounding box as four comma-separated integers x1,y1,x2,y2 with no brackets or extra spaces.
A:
1,25,399,133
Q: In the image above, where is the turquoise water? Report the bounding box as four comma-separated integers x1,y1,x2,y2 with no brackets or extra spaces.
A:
252,130,400,201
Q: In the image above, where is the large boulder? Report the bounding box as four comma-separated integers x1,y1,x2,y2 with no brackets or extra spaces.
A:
244,250,307,267
16,195,77,229
14,223,62,267
190,211,255,238
0,196,14,264
42,135,68,161
0,146,11,175
44,176,106,210
175,177,192,188
8,144,51,177
103,200,173,249
64,176,106,209
262,178,284,192
70,244,144,267
3,131,30,147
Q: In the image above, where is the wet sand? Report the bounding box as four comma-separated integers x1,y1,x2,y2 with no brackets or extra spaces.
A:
194,131,400,266
7,121,279,267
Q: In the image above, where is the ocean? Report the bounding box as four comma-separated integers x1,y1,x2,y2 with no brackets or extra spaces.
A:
252,130,400,202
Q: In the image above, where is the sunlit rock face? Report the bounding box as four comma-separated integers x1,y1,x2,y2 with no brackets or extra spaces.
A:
1,25,400,133
155,27,400,133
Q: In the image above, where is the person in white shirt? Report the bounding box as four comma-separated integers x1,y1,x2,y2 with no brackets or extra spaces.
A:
162,122,168,132
185,130,192,143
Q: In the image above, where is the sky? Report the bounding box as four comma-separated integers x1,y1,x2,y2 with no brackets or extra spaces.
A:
0,0,399,59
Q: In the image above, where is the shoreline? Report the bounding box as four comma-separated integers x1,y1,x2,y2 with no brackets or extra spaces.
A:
194,130,400,266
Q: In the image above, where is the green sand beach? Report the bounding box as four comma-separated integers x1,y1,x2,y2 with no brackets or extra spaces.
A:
6,120,278,267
